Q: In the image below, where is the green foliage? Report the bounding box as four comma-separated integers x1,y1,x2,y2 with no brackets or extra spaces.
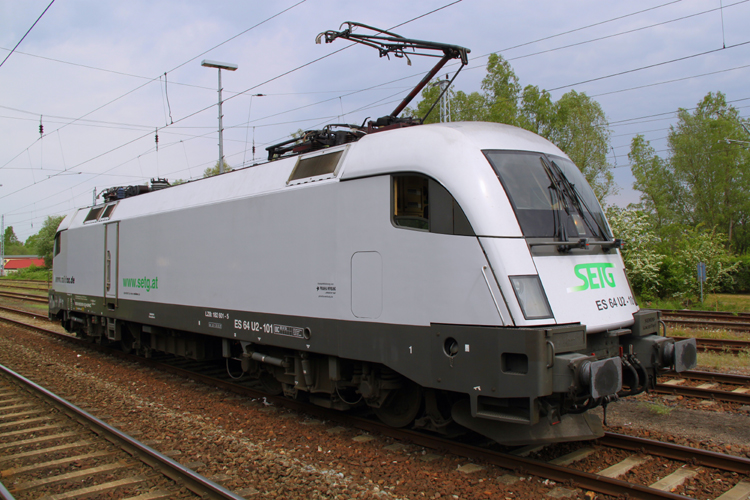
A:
203,160,232,178
607,206,738,300
33,216,64,268
628,134,680,233
4,265,50,281
667,225,738,298
3,226,27,255
547,90,613,201
730,254,750,293
481,54,521,125
630,92,750,253
606,207,663,299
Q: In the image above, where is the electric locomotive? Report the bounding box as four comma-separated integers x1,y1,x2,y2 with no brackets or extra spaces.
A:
48,24,697,446
49,120,696,445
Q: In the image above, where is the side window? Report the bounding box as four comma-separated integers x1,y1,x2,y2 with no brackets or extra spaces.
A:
54,231,62,256
392,175,475,236
393,175,429,230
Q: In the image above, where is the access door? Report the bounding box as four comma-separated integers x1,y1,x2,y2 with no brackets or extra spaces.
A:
104,222,119,306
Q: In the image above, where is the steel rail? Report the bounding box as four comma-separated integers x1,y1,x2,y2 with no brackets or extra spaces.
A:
666,369,750,386
664,318,750,332
0,315,60,334
654,383,750,404
660,309,750,320
599,432,750,474
0,305,49,321
0,279,47,285
0,283,48,292
674,337,750,353
0,480,14,500
0,291,47,304
0,362,245,500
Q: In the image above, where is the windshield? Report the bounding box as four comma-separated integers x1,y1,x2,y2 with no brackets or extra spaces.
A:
484,150,610,239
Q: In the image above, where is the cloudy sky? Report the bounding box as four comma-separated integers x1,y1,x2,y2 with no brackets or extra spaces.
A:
1,0,749,242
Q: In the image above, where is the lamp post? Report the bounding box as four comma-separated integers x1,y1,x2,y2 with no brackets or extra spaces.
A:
201,59,238,174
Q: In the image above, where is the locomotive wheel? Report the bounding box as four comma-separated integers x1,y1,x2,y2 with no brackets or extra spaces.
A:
374,379,423,428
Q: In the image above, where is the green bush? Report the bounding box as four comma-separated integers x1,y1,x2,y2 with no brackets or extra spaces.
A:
729,254,750,293
3,265,51,281
607,207,738,300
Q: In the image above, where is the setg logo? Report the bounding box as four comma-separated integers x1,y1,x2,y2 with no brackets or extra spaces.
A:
567,263,616,292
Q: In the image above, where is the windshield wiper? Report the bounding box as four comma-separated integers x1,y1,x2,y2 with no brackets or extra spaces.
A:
539,157,569,243
548,159,611,240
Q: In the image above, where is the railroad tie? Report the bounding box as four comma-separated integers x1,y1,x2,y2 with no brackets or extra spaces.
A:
715,480,750,500
662,379,686,386
649,467,700,492
598,455,650,478
548,447,597,467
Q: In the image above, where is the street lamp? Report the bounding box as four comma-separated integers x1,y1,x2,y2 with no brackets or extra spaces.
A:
201,59,238,174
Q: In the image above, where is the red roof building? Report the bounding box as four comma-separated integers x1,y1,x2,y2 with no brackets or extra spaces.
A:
3,257,45,274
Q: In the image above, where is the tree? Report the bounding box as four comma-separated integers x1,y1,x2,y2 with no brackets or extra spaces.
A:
3,227,26,255
628,135,683,235
203,160,232,178
518,85,554,137
28,216,64,268
668,92,750,252
630,92,750,252
546,90,613,200
481,54,521,125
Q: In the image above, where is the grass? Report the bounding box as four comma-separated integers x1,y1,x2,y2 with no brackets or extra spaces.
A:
696,351,750,374
639,293,750,313
641,402,672,415
668,327,750,342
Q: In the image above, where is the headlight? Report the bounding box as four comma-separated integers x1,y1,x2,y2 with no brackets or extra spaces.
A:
509,275,553,320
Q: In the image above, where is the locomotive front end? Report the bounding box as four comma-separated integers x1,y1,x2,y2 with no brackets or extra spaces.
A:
446,144,697,445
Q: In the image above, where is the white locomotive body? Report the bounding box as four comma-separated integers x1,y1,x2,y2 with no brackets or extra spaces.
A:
50,122,696,445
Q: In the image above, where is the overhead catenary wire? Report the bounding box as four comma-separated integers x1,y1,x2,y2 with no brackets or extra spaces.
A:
0,0,310,171
1,2,750,232
0,0,466,220
545,40,750,93
0,0,55,69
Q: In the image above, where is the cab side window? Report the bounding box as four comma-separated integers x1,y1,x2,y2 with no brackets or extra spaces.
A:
392,174,474,236
54,231,62,256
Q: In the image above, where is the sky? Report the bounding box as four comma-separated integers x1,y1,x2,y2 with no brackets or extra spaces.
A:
1,0,749,243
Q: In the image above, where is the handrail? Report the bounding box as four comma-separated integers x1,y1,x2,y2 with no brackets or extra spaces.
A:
481,265,505,324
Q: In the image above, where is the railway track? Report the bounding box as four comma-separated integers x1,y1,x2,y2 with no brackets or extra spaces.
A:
661,309,750,333
656,370,750,405
674,336,750,354
2,315,750,499
0,283,49,293
0,362,245,500
0,305,48,321
0,292,47,304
